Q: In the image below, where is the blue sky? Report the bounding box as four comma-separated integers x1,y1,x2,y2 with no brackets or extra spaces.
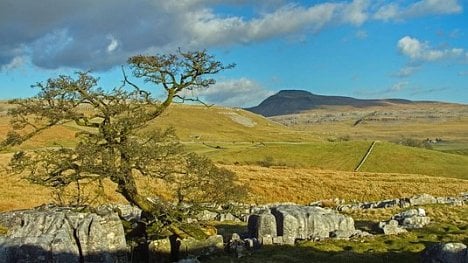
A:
1,0,467,107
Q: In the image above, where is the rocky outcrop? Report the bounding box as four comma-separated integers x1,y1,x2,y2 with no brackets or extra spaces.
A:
247,205,362,245
378,220,408,235
337,193,467,212
0,206,127,263
392,208,430,229
422,243,468,263
378,208,430,235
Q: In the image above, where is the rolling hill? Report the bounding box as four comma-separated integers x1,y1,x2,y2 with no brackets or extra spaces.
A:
0,101,468,212
0,103,317,152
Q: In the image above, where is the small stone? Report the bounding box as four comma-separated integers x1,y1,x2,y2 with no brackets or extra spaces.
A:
272,236,283,244
261,236,273,245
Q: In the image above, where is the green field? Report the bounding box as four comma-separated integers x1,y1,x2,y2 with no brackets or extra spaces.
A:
186,140,468,179
2,103,468,179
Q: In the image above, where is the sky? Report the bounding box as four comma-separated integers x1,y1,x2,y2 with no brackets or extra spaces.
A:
1,0,468,107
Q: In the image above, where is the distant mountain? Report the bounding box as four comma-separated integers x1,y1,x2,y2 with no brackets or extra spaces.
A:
245,90,415,117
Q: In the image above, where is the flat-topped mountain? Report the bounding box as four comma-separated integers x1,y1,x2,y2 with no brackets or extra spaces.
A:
245,90,415,117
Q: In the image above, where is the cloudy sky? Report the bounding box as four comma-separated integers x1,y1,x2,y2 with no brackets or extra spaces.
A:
1,0,467,106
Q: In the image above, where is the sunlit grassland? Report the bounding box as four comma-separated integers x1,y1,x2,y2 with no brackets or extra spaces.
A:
189,141,468,179
1,158,466,212
208,204,468,263
193,141,370,171
227,165,468,204
0,102,467,211
361,142,468,179
148,104,317,142
269,103,468,155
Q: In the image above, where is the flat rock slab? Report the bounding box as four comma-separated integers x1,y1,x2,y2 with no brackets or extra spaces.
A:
0,206,127,263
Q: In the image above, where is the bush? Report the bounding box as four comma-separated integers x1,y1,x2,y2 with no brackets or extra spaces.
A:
399,137,433,149
258,156,275,167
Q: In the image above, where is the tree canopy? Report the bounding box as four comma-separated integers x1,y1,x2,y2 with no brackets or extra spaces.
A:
1,50,245,238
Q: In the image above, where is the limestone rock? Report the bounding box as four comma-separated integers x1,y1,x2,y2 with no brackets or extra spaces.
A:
111,204,142,222
196,210,219,221
272,205,355,243
217,213,239,222
247,213,277,242
422,243,468,263
0,206,127,263
247,204,356,245
378,220,407,235
392,208,430,229
408,194,437,206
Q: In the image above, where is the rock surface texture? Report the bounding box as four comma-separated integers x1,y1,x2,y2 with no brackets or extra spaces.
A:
248,205,359,245
422,243,468,263
0,206,127,263
378,208,431,235
337,193,467,212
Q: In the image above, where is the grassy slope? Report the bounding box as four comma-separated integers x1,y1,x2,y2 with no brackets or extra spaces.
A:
198,141,370,171
2,103,468,178
0,161,466,211
361,142,468,179
149,104,316,142
228,165,468,204
196,141,468,179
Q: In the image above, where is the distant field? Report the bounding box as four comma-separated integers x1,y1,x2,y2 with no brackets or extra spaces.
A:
187,141,468,179
269,103,468,153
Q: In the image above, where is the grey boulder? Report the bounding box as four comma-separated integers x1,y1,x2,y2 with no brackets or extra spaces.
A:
0,206,127,263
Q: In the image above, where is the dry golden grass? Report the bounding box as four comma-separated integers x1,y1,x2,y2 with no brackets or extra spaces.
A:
226,165,468,204
0,159,466,211
0,153,51,211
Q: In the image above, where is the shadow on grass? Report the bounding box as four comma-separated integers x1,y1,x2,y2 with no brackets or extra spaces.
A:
0,244,128,263
204,221,468,263
205,243,424,263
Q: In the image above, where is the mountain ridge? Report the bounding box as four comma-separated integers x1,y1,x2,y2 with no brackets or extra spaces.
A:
245,89,439,117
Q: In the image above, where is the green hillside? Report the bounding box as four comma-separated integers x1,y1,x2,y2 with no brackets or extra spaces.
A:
190,141,468,179
360,142,468,179
2,103,468,180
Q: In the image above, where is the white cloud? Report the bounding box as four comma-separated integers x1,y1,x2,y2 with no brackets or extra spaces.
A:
187,3,343,46
339,0,369,26
0,0,463,71
397,36,467,62
106,35,119,53
389,81,409,92
0,0,372,70
392,66,420,78
374,0,462,21
355,30,368,39
0,56,25,71
190,78,274,107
